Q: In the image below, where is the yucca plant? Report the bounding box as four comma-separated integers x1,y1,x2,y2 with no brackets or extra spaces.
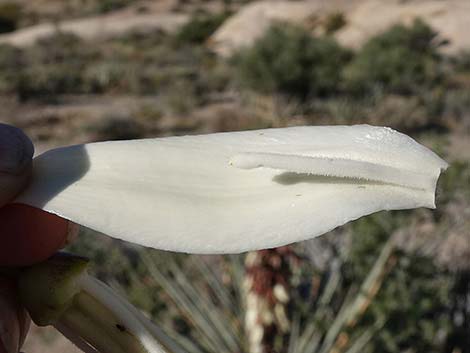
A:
128,229,442,353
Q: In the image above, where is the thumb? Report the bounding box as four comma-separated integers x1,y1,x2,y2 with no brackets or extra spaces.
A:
0,123,34,207
0,125,76,268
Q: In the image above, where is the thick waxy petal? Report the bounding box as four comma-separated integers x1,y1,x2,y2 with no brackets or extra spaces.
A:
15,125,447,253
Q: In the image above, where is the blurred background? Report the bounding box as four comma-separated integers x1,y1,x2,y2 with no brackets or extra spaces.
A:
0,0,468,352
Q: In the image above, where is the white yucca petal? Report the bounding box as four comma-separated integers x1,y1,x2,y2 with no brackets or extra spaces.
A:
15,125,447,253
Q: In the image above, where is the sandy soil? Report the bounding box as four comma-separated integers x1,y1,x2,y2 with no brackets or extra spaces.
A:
22,325,82,353
0,0,187,47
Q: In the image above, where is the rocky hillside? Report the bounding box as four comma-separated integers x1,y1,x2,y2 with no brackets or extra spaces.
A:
210,0,470,56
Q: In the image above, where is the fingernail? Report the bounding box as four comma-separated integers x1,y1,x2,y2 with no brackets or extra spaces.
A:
0,124,34,175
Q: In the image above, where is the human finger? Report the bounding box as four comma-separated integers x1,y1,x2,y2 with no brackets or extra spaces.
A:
0,124,34,207
0,204,72,267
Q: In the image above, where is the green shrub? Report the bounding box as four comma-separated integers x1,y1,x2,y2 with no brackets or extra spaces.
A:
441,88,470,131
344,19,442,95
233,23,352,99
345,213,452,353
0,44,22,93
87,114,146,141
7,28,224,101
452,50,470,72
18,65,83,101
437,161,470,204
96,0,134,13
0,2,21,33
323,12,346,34
175,11,229,45
15,33,97,100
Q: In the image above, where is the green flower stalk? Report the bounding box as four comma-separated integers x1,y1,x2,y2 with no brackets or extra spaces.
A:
17,254,184,353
